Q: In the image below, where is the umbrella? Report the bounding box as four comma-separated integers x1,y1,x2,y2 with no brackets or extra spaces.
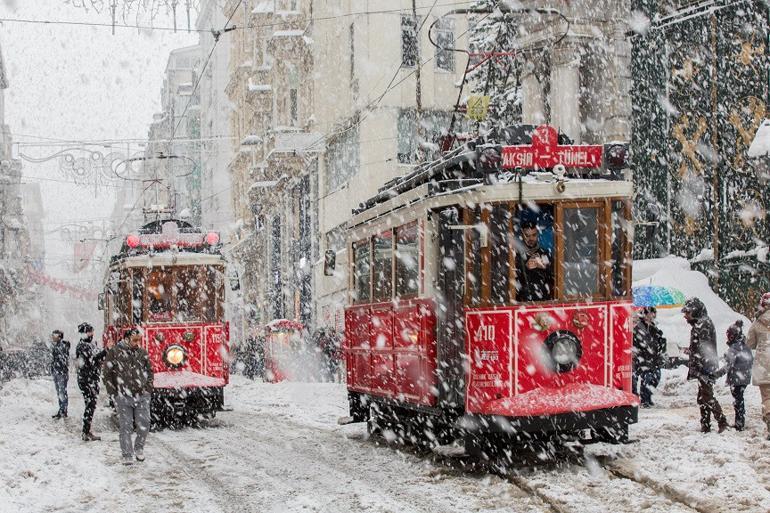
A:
632,285,686,308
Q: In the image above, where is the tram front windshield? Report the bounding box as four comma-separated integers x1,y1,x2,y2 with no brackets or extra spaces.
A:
142,265,223,323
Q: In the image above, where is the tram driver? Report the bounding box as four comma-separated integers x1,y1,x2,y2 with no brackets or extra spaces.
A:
515,221,553,302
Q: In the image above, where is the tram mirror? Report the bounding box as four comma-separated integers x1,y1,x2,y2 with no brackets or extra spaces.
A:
324,249,336,276
97,293,105,311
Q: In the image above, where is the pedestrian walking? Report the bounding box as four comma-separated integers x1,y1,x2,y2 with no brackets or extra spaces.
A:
75,322,106,441
103,328,154,465
747,293,770,440
715,320,753,431
632,307,667,407
682,297,729,433
50,330,70,419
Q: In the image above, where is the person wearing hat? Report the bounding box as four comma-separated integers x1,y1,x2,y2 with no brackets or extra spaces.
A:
50,330,70,419
75,322,106,441
682,297,729,433
747,293,770,439
633,307,667,407
716,320,753,431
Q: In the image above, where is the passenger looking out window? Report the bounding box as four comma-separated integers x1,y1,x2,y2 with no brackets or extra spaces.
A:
515,221,553,302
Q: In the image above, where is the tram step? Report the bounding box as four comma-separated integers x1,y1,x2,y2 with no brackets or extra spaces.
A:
336,416,358,425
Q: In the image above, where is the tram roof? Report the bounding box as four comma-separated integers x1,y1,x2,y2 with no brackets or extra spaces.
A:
350,174,633,231
109,252,226,269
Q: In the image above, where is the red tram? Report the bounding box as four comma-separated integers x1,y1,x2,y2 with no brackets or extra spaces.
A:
101,219,229,423
263,319,304,383
343,125,638,451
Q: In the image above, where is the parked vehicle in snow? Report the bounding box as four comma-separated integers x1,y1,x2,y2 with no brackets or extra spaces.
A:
342,124,638,451
100,219,229,424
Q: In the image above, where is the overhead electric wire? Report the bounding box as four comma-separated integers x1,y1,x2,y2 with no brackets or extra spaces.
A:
0,2,476,34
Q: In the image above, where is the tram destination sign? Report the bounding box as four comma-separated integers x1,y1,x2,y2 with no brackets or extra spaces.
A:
501,125,603,170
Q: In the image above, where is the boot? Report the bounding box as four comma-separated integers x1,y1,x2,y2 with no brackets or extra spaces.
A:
700,405,711,433
717,419,729,434
52,412,62,419
82,432,101,442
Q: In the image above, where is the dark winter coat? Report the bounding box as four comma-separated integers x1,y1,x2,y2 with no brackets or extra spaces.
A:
75,338,107,388
515,247,552,301
102,340,154,398
716,335,754,387
51,340,70,376
686,302,720,382
633,320,667,371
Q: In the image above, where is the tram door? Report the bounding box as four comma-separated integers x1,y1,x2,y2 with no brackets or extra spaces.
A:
436,207,466,412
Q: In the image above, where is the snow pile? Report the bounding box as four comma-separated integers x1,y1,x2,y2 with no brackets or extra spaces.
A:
633,256,750,357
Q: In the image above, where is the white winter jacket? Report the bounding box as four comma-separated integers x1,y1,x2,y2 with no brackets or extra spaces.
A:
747,310,770,386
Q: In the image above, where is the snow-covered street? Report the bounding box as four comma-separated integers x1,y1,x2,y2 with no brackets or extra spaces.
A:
3,372,770,513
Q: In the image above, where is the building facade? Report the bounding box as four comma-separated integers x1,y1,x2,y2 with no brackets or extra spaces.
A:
0,47,41,347
631,0,769,316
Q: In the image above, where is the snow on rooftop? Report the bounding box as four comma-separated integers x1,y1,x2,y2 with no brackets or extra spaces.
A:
748,119,770,157
272,29,304,38
248,82,271,93
252,0,275,13
241,135,262,145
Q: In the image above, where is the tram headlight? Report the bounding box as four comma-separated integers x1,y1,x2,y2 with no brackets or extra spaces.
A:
544,330,582,373
164,345,187,368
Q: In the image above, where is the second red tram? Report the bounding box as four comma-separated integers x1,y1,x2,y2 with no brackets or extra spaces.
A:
343,125,638,449
101,219,229,423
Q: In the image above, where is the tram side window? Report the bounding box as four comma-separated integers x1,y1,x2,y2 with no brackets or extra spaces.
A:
202,266,219,322
372,231,393,302
132,269,144,325
490,204,512,304
513,205,554,302
611,200,631,297
175,267,200,322
113,270,131,326
147,269,173,321
465,207,483,306
562,206,601,297
353,240,371,304
395,222,419,298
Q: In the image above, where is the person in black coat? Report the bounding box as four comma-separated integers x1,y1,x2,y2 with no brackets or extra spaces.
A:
682,297,729,433
716,320,754,431
76,322,106,441
50,330,70,419
633,307,667,407
515,221,553,302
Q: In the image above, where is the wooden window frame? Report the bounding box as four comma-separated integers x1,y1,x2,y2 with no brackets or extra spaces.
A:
351,239,373,305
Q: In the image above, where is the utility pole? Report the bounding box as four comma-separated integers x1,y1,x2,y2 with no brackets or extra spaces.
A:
412,0,422,114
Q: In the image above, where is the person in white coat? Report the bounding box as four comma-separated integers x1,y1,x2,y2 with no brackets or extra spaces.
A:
746,293,770,440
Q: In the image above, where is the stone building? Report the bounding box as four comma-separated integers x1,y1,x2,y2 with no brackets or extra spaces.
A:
198,0,235,233
225,0,318,332
143,44,203,224
0,46,39,346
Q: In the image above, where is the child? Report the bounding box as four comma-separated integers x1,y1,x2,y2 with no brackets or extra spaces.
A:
716,320,754,431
